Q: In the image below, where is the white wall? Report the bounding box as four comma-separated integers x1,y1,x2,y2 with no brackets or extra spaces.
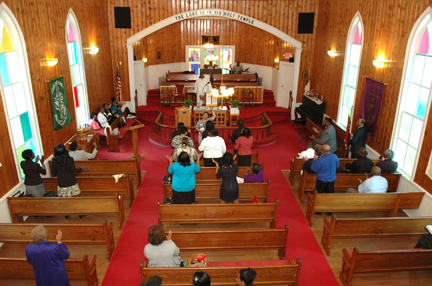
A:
0,182,26,223
271,67,279,101
240,63,273,90
147,62,186,90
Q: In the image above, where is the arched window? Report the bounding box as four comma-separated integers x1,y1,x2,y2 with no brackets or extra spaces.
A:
392,8,432,179
0,4,42,179
66,10,89,127
337,13,363,129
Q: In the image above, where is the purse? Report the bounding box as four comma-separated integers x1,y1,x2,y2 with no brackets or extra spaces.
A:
187,253,208,267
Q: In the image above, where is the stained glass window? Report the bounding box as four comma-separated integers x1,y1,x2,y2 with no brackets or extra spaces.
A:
0,9,41,180
66,13,89,127
338,17,363,129
188,48,200,74
393,21,432,179
219,48,233,74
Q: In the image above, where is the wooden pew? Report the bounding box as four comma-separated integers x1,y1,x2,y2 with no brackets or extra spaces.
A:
297,118,321,141
158,200,279,228
42,175,135,206
321,216,432,255
297,172,401,203
212,73,258,83
162,179,270,203
0,255,98,286
140,258,302,286
49,159,142,187
7,195,125,229
0,221,115,260
166,225,288,260
105,108,135,152
305,191,425,226
198,152,260,167
339,247,432,286
288,156,380,185
168,165,264,181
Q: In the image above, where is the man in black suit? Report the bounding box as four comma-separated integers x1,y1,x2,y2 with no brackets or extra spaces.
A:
171,122,190,140
351,147,374,173
349,118,367,158
376,149,398,174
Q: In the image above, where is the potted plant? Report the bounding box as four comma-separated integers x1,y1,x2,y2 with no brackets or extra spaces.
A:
229,98,242,110
183,99,193,110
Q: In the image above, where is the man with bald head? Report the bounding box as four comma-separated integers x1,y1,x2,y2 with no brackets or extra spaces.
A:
311,144,339,195
347,166,388,193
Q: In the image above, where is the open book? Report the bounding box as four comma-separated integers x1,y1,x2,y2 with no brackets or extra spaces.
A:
426,225,432,235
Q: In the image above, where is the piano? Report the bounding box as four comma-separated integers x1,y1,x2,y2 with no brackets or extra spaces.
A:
295,95,326,125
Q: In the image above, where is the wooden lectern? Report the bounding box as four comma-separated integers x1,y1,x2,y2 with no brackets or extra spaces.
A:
125,124,145,161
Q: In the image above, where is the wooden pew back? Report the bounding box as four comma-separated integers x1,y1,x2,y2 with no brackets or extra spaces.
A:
321,216,431,255
0,255,98,285
7,195,125,229
0,221,115,260
166,225,288,260
158,200,278,228
212,73,258,83
182,165,264,180
42,175,135,206
289,156,380,185
50,159,142,187
141,259,301,286
298,172,401,202
198,152,259,167
305,191,425,226
166,73,200,82
340,248,432,286
163,180,270,203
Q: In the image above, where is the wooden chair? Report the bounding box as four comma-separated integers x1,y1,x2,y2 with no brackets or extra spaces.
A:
175,84,185,103
242,89,254,107
160,89,173,108
292,110,306,129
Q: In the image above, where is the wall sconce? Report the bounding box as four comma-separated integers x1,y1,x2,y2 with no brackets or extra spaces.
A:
327,50,339,57
142,58,148,63
372,56,389,68
84,47,99,54
42,58,58,67
274,58,280,63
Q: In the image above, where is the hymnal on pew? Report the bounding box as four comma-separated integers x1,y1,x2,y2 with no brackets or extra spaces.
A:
426,225,432,235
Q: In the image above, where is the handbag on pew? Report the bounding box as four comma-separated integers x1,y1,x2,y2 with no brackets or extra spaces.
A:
187,253,208,267
43,190,59,197
251,195,260,203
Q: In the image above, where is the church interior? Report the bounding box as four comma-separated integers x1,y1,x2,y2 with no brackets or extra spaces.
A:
0,0,432,285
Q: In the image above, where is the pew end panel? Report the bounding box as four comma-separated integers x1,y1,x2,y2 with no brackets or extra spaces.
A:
340,248,432,286
103,220,116,260
321,216,336,255
305,192,317,226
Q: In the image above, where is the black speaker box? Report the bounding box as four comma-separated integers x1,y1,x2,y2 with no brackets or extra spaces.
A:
298,13,315,34
114,7,131,29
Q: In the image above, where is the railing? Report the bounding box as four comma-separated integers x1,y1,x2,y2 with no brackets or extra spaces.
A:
154,112,273,142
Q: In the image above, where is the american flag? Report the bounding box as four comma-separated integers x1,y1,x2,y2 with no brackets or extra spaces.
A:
344,115,352,153
116,66,122,101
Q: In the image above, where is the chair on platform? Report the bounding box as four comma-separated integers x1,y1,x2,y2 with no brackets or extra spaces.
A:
175,84,185,103
242,89,254,107
160,89,173,108
292,110,306,129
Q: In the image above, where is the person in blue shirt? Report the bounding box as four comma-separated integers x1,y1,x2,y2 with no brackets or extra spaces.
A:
167,151,202,204
111,97,123,116
311,144,339,194
25,225,70,286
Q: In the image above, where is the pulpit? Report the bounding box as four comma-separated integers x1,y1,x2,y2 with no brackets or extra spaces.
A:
125,124,145,161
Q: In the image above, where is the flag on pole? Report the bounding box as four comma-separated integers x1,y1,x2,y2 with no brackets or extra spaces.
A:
344,115,352,156
116,66,122,102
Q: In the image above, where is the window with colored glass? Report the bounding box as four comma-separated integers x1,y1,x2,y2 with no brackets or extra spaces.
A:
66,12,89,128
0,11,42,179
337,16,363,129
393,20,432,179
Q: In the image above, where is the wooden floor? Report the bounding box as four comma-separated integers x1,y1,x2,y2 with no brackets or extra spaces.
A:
283,170,432,286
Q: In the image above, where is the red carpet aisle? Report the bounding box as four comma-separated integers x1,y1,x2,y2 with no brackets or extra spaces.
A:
100,122,338,286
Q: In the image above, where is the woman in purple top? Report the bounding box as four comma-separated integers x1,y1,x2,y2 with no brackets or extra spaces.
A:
244,162,264,183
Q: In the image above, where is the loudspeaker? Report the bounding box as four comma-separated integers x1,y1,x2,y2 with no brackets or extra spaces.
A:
298,13,315,34
114,7,131,29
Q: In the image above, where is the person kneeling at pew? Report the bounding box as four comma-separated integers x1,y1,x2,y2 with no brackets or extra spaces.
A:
140,276,164,286
237,268,257,286
192,272,211,286
213,152,239,204
144,225,184,267
347,166,388,193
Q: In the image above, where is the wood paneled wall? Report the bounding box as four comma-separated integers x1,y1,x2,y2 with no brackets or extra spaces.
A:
108,0,318,101
0,0,114,197
132,19,297,68
312,0,432,193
